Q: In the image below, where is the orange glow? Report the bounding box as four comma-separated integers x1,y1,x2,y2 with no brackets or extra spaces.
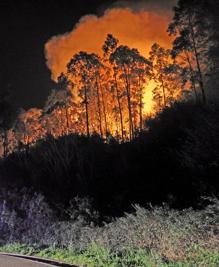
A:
0,6,190,157
45,8,173,114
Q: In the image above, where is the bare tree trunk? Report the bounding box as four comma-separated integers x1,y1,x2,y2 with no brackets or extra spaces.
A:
189,15,206,104
2,130,8,158
138,76,143,131
185,51,198,102
100,84,108,136
158,95,162,109
95,76,103,138
160,75,167,107
114,71,124,142
65,106,69,134
84,87,90,137
124,67,134,141
24,134,30,152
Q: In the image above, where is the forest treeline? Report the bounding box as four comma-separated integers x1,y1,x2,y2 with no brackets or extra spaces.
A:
1,0,219,157
0,0,218,212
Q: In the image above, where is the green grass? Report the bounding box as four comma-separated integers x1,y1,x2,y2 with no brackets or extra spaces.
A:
0,199,218,266
0,243,218,267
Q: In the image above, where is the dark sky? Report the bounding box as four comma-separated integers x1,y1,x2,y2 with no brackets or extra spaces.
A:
0,0,175,110
0,0,117,109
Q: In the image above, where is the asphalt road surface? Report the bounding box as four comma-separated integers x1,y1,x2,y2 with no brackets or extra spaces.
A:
0,254,62,267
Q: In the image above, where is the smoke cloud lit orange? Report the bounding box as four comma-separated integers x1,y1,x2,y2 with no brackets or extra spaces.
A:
45,8,172,79
45,7,173,114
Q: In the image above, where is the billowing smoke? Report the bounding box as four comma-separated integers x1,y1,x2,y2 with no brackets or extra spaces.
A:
45,1,175,81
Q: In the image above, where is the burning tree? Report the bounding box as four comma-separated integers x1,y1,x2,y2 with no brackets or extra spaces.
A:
67,52,104,137
44,73,75,136
1,34,192,156
168,0,207,104
103,34,125,140
13,108,45,150
110,46,150,140
149,43,185,111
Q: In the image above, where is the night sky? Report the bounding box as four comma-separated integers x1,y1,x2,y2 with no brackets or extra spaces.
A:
0,0,174,110
0,0,116,109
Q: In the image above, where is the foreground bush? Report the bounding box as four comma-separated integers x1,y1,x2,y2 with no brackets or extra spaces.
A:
0,191,218,266
0,188,54,245
43,200,218,263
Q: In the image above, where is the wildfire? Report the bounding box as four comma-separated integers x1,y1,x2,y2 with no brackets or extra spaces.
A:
0,0,210,158
1,6,182,157
45,8,173,114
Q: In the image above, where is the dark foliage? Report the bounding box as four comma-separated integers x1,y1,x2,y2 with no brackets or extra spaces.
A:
0,102,218,218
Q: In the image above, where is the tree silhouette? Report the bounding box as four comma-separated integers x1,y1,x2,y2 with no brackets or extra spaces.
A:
0,91,15,157
168,0,207,104
149,43,171,108
110,46,145,140
132,53,151,131
150,44,185,110
13,108,45,150
45,73,74,135
103,34,125,141
170,29,199,102
102,34,119,60
67,52,106,137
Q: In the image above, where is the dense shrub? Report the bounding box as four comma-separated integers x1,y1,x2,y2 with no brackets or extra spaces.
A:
0,188,54,245
0,194,218,264
0,102,218,216
46,199,218,262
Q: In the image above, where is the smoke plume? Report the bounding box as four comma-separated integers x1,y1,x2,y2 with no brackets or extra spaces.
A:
45,1,175,80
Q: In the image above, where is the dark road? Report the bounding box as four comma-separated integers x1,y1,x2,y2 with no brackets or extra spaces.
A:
0,254,78,267
0,254,54,266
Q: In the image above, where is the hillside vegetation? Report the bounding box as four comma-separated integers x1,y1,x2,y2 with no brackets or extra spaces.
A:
0,102,218,266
